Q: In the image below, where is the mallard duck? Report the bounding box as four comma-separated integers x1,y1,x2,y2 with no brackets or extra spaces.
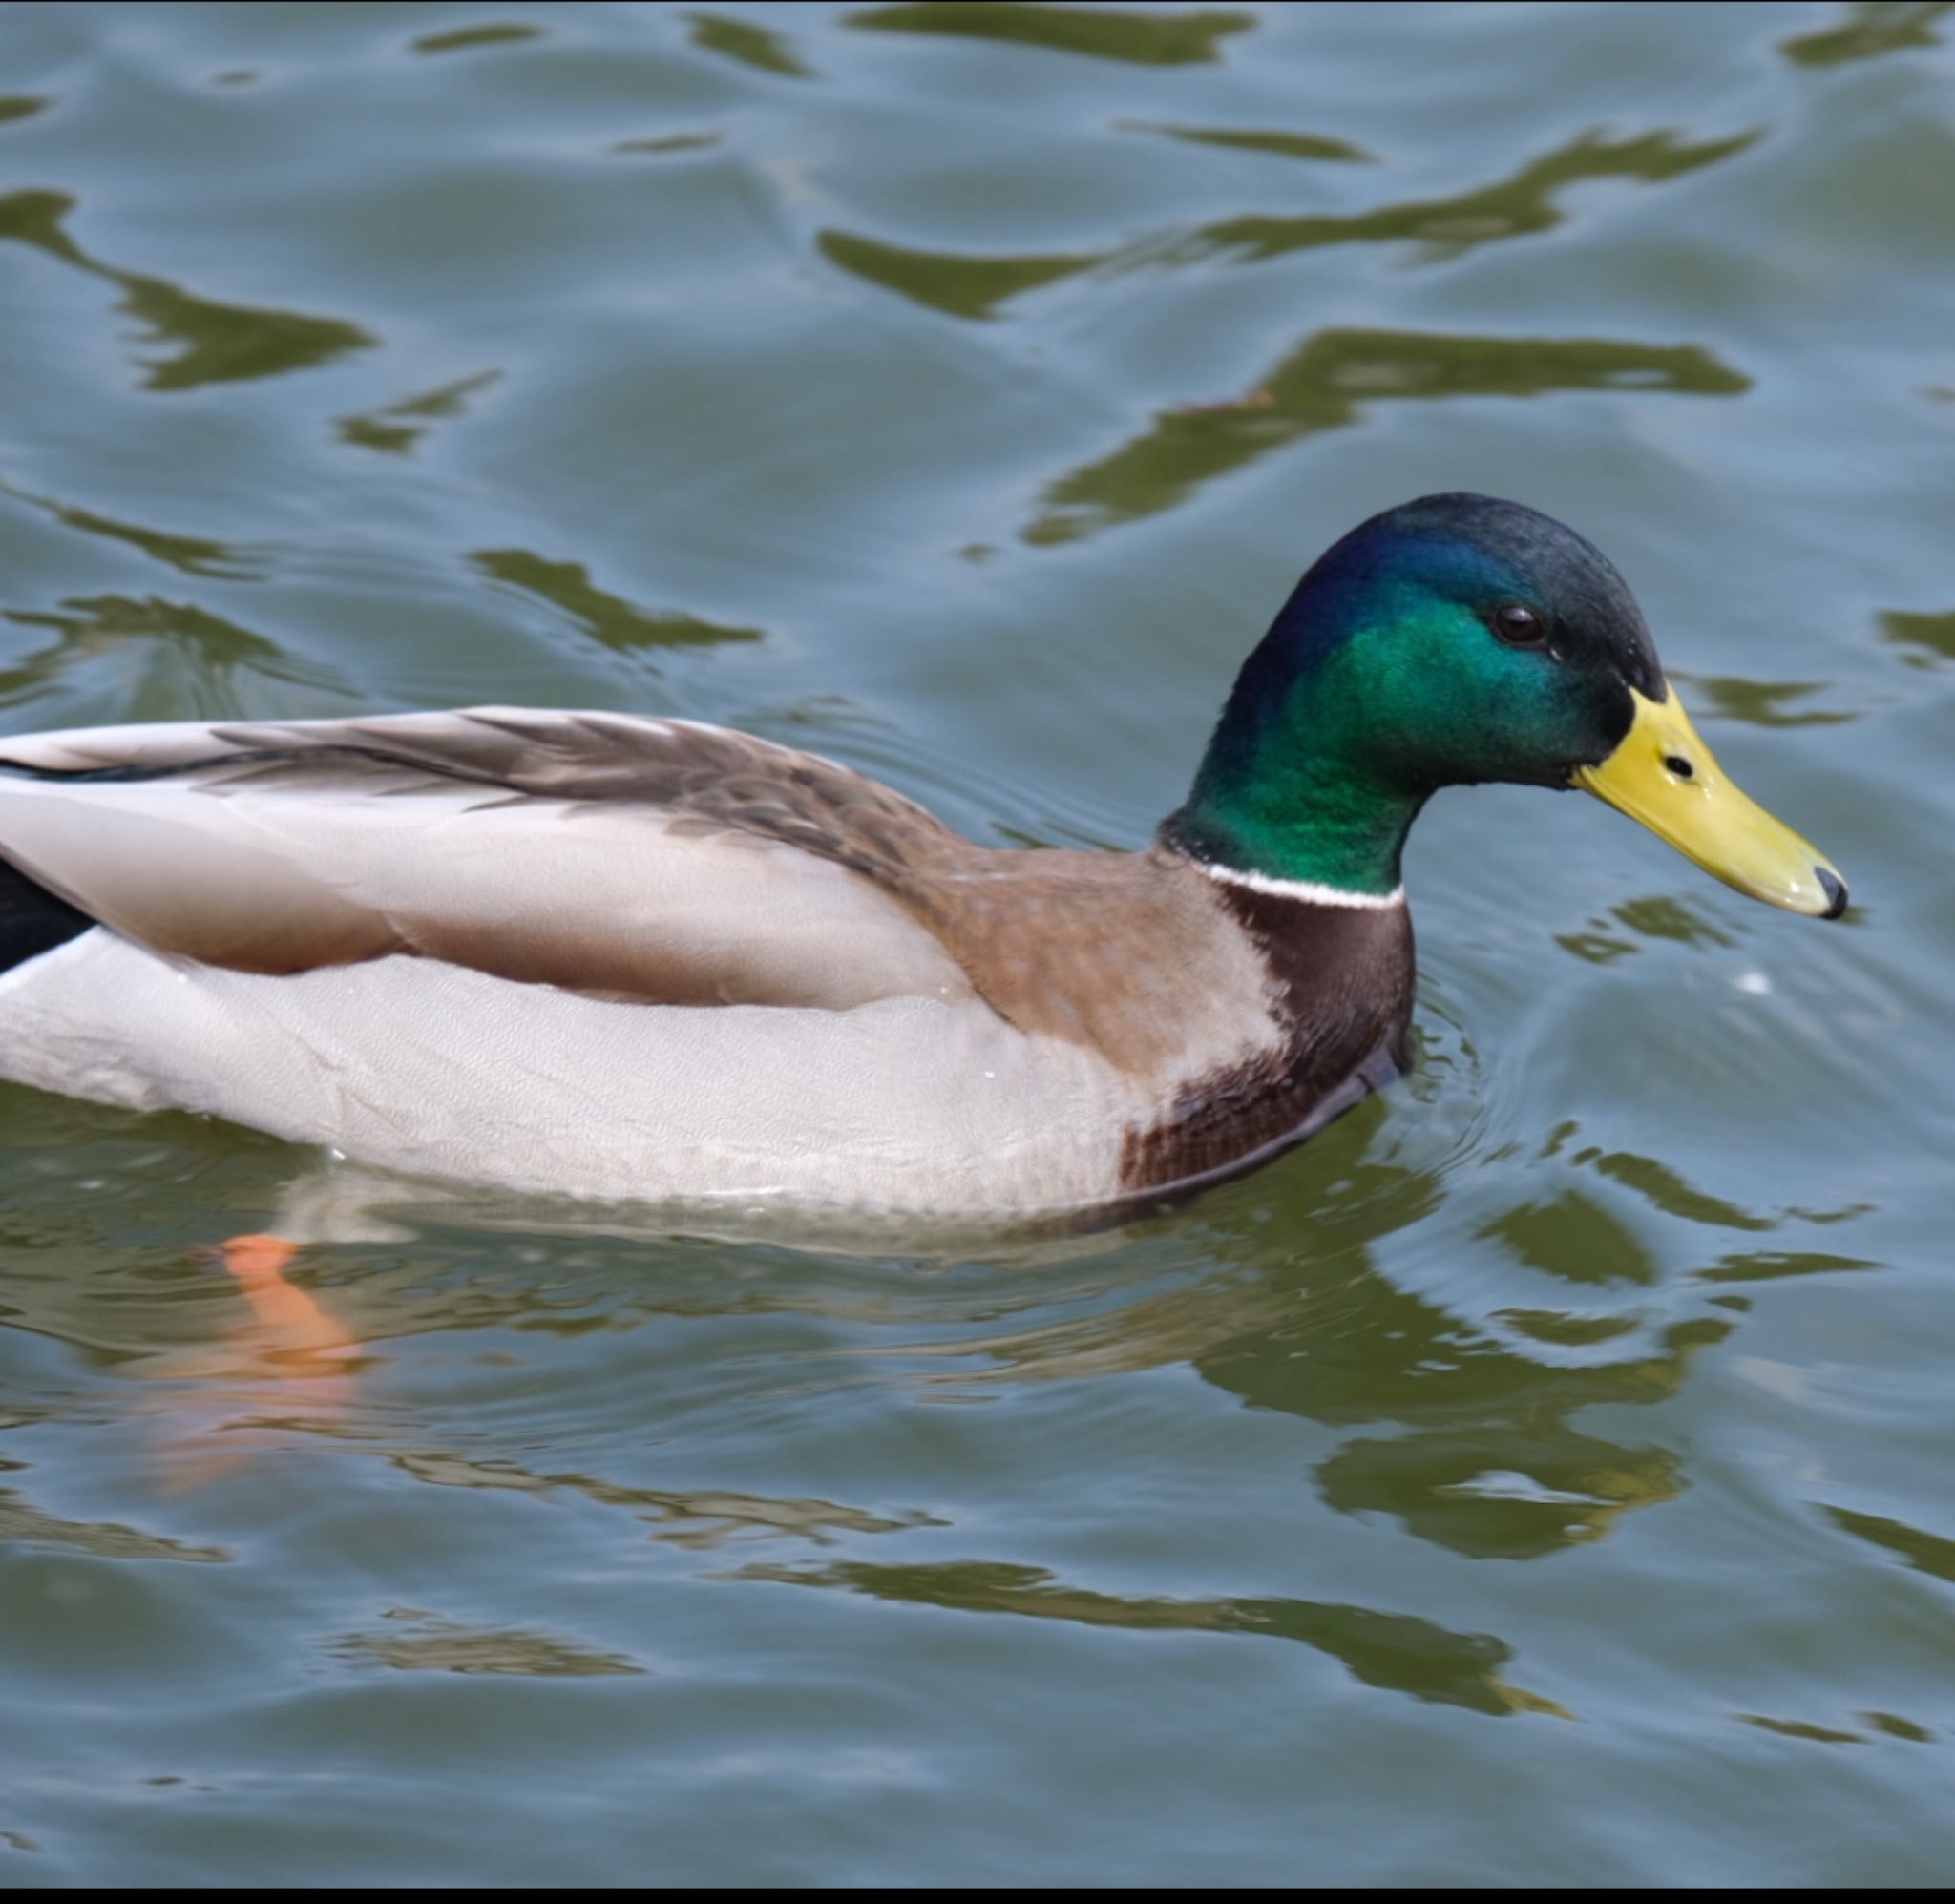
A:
0,493,1844,1219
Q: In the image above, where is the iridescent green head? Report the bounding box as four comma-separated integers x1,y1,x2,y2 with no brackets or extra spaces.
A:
1165,493,1846,916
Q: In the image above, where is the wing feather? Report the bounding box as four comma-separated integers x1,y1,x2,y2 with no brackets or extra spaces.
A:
0,710,975,1009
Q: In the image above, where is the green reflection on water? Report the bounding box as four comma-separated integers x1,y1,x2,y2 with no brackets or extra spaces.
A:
1823,1504,1955,1581
0,189,373,391
338,372,502,456
1694,1251,1881,1286
473,550,764,653
1606,896,1733,950
1780,0,1952,65
1685,675,1858,727
889,1134,1750,1565
410,20,549,56
817,229,1097,321
388,1447,943,1549
1480,1189,1659,1287
1026,327,1748,544
1315,1426,1681,1559
1117,120,1372,164
611,130,725,157
1738,1712,1866,1745
1880,607,1955,667
332,1606,643,1676
846,3,1254,66
0,1486,230,1564
0,594,344,716
734,1558,1567,1715
1196,126,1758,264
1587,1152,1776,1232
685,9,816,76
0,480,263,581
825,126,1753,328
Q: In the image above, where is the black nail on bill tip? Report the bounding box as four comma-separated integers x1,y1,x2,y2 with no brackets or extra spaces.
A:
1816,866,1848,919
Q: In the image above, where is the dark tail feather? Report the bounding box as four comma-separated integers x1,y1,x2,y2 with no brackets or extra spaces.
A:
0,857,93,972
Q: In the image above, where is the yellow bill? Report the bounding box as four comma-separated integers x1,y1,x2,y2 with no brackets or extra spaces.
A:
1573,685,1848,918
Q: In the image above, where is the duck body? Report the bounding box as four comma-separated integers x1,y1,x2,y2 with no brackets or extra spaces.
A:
0,494,1844,1219
0,710,1411,1213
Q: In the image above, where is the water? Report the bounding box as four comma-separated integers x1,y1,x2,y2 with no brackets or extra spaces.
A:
0,0,1951,1883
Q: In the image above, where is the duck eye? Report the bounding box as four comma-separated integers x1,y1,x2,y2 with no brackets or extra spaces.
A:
1489,602,1545,648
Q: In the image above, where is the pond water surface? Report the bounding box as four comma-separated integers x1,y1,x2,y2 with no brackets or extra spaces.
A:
1,0,1953,1885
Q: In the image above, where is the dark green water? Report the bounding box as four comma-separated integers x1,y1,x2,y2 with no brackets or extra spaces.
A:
1,0,1952,1884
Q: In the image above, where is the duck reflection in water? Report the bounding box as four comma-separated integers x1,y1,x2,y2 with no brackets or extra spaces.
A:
141,1088,1870,1719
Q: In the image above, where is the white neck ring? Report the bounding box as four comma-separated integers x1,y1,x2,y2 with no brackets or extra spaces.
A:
1193,860,1405,910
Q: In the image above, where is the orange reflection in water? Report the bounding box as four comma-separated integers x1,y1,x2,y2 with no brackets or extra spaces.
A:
155,1235,362,1493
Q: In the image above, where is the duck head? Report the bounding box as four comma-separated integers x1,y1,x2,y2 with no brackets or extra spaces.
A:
1166,492,1847,918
